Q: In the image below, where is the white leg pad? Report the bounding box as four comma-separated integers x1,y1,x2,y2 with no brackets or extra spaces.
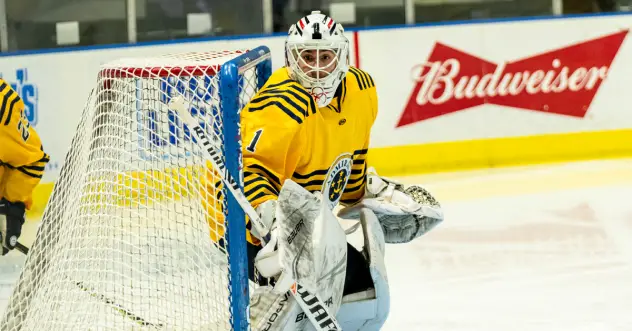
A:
337,208,390,331
336,265,390,331
279,206,390,331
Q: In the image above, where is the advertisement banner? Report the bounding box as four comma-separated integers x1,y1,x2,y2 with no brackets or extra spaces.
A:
358,17,632,149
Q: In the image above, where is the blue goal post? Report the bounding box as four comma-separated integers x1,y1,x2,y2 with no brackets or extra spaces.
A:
219,45,272,330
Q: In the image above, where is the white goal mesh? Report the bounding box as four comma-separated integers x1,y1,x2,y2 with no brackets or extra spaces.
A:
1,47,272,331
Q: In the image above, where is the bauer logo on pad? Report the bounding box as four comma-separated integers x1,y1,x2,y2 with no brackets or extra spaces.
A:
397,30,628,127
323,153,352,210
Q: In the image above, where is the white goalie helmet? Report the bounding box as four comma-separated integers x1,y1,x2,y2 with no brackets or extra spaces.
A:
285,11,350,107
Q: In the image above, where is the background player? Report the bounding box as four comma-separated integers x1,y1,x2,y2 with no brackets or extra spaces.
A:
206,11,445,330
0,78,49,256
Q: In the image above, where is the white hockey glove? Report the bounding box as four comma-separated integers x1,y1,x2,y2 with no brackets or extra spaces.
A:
250,199,279,277
250,199,277,244
0,198,26,255
250,199,296,293
338,167,444,244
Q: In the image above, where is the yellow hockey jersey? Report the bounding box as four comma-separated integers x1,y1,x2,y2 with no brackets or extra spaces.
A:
0,79,49,209
206,66,377,245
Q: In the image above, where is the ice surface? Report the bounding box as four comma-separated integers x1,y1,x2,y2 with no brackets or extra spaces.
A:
373,159,632,331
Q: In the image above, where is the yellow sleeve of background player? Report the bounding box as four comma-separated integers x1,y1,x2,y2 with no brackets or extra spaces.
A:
0,79,49,209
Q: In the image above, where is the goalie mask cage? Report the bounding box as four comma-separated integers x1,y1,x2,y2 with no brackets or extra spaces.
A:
1,46,272,331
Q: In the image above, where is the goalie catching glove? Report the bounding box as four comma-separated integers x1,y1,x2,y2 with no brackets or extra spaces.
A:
338,167,444,244
0,198,26,255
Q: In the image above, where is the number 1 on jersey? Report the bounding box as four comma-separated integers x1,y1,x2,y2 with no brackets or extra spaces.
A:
246,129,263,153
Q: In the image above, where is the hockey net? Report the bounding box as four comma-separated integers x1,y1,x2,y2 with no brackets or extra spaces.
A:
1,47,271,331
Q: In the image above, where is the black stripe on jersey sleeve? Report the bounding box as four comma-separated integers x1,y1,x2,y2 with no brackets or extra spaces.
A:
353,149,368,156
292,168,329,180
287,85,317,115
38,154,51,163
22,165,45,171
292,169,329,193
0,87,14,125
352,150,368,165
349,68,375,90
16,167,43,179
0,82,7,122
250,94,307,117
244,174,267,188
244,165,282,188
342,179,365,194
340,185,366,205
350,167,364,176
346,162,367,185
340,77,347,105
34,155,50,167
344,150,368,194
0,160,15,169
359,69,374,89
245,182,279,201
5,94,21,125
0,155,48,179
346,174,365,187
259,88,311,112
353,159,366,166
348,68,365,90
359,68,374,90
366,72,375,88
248,191,273,205
261,80,316,116
343,169,367,194
352,68,369,91
0,82,8,119
18,161,47,178
244,174,280,194
260,85,316,116
248,100,303,124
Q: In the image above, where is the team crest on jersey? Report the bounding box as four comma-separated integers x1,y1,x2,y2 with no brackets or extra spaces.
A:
322,153,352,210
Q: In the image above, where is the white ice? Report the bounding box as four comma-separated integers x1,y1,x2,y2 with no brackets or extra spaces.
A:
0,158,630,331
373,158,632,331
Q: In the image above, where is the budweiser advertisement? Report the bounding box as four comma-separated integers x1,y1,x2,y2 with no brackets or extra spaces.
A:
397,30,628,127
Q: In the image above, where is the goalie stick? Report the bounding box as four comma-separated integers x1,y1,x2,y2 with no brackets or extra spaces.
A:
169,95,342,331
14,243,162,328
14,242,29,255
